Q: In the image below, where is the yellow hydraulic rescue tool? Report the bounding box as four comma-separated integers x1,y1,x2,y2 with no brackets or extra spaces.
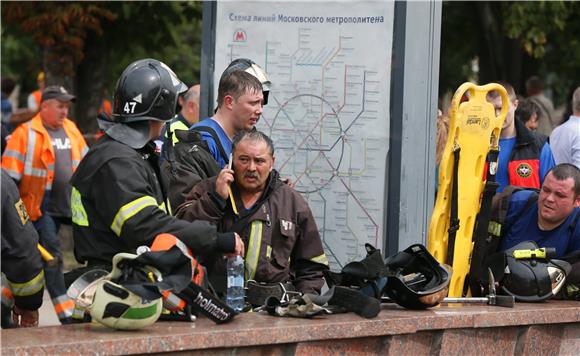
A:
428,83,508,297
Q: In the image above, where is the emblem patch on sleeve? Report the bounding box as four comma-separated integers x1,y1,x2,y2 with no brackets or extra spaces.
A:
516,163,533,178
15,199,30,225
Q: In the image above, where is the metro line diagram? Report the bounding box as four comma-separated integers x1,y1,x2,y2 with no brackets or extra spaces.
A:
222,25,389,270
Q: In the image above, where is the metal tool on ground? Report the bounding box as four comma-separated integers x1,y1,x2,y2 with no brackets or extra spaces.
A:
441,268,514,307
381,268,514,308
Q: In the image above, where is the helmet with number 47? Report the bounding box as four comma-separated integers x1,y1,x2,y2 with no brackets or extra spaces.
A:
102,58,187,148
112,58,187,123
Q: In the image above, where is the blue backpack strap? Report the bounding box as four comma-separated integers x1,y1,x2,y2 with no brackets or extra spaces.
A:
192,126,229,165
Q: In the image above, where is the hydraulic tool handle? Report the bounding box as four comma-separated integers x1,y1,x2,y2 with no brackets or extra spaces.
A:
512,247,557,260
37,243,54,262
443,297,489,303
443,295,515,308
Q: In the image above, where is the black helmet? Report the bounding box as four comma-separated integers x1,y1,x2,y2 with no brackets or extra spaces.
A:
324,244,388,300
487,241,571,302
113,58,187,123
222,58,271,105
102,59,187,149
384,244,452,309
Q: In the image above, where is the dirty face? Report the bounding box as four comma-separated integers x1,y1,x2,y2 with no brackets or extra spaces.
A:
233,138,274,194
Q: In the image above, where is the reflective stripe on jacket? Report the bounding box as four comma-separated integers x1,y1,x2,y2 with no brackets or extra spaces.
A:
71,136,230,265
176,170,329,295
2,114,88,221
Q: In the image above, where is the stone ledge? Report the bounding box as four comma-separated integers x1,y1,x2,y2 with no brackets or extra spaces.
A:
2,300,579,355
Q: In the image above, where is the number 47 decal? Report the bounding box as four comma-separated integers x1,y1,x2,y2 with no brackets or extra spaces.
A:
124,101,137,114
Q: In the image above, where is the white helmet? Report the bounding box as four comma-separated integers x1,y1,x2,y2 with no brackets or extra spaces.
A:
88,279,163,330
87,253,163,330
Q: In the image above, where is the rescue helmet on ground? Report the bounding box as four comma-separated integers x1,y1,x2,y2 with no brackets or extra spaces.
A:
384,244,452,309
487,241,571,302
87,253,163,330
222,58,271,105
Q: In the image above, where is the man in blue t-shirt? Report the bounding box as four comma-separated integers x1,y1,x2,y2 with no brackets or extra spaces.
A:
499,164,580,258
487,82,555,192
192,59,270,169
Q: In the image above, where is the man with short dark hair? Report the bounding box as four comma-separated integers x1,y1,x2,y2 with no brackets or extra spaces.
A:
191,70,264,168
550,87,580,169
2,85,88,324
487,82,555,192
498,164,580,258
176,130,328,297
164,60,270,208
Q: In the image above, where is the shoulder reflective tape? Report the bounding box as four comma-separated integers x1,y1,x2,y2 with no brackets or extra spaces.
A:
81,146,89,157
71,187,89,226
2,149,25,163
310,253,329,266
8,270,44,297
245,221,263,281
111,196,159,236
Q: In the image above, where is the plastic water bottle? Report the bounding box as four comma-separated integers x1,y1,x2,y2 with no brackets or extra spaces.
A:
226,255,245,311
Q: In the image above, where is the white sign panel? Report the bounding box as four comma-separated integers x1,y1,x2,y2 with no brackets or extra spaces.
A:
215,1,394,269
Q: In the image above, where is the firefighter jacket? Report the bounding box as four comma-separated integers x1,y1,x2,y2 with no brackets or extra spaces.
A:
507,119,552,189
176,169,329,295
1,169,44,311
70,136,236,265
1,114,88,221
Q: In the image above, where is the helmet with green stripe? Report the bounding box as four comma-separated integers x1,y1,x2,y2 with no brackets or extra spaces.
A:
88,253,163,330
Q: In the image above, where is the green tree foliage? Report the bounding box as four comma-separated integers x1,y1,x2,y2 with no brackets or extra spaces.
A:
3,2,115,89
440,1,579,108
1,1,203,133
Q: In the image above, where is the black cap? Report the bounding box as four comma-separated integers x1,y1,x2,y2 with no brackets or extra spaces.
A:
41,85,76,103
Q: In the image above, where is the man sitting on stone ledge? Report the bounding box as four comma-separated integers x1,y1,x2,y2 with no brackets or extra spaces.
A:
176,130,329,299
497,163,580,258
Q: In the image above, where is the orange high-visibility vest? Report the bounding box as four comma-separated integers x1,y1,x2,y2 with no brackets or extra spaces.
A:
2,114,88,221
